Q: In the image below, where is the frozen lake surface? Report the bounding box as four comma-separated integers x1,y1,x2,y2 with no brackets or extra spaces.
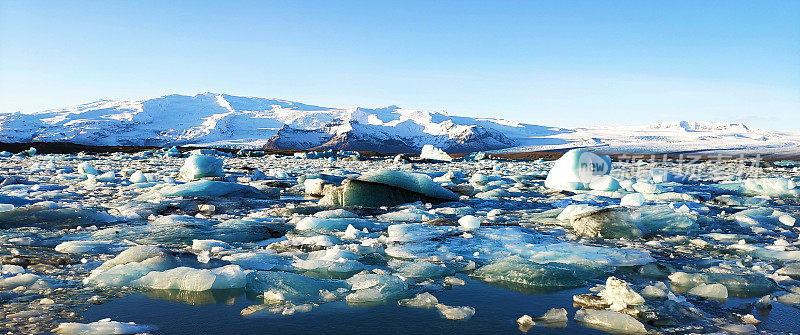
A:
1,147,799,334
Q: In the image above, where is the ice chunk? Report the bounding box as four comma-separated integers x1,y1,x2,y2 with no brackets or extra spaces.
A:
517,314,535,327
398,292,439,308
570,207,644,239
345,273,408,303
95,171,116,182
77,162,98,175
52,318,154,335
0,273,40,290
129,171,148,183
632,182,662,194
589,175,621,191
458,215,481,231
54,240,121,254
598,277,645,311
620,193,645,207
246,271,347,304
556,204,601,221
378,208,437,222
132,265,246,291
544,149,612,191
420,144,453,162
570,205,696,239
471,256,601,289
688,283,728,300
668,271,778,297
536,308,568,325
294,248,364,278
741,177,799,197
320,169,458,207
640,285,666,299
574,309,647,334
435,304,475,320
192,239,230,251
179,155,223,181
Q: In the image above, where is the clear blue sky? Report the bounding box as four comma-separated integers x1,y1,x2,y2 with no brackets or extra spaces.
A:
1,1,798,129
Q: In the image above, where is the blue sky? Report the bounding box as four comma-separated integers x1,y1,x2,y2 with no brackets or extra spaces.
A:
1,1,798,129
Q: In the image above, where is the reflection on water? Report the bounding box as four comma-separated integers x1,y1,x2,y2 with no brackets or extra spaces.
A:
142,288,247,305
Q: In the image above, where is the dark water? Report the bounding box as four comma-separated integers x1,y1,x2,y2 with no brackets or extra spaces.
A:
83,276,800,334
84,277,607,335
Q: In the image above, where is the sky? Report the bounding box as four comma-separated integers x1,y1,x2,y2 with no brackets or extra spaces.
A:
0,1,798,130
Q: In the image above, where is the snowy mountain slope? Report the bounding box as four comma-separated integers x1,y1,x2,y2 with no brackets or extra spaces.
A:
0,92,562,152
0,92,798,155
495,122,800,156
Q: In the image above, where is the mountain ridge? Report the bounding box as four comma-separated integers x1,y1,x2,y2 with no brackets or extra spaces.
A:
1,92,797,155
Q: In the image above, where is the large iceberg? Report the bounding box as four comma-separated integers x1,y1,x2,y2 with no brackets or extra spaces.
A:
544,149,612,191
420,144,453,162
319,169,458,207
179,154,224,181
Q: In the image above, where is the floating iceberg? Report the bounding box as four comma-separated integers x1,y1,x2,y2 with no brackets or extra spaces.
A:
132,265,246,291
574,309,647,335
179,155,223,181
544,149,612,191
319,169,458,207
420,144,453,162
345,273,408,303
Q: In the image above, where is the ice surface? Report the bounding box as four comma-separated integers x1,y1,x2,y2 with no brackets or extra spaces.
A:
153,180,275,198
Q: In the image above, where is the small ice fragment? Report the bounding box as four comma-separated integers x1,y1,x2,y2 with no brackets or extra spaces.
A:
77,162,98,175
435,304,475,320
620,193,645,207
598,277,645,311
516,314,535,326
129,171,148,183
398,292,439,308
640,285,666,299
458,215,481,231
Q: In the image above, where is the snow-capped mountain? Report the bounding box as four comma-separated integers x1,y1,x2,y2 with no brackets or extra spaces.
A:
1,92,798,156
0,93,561,153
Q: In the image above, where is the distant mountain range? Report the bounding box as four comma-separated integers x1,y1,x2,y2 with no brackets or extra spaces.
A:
1,93,798,156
